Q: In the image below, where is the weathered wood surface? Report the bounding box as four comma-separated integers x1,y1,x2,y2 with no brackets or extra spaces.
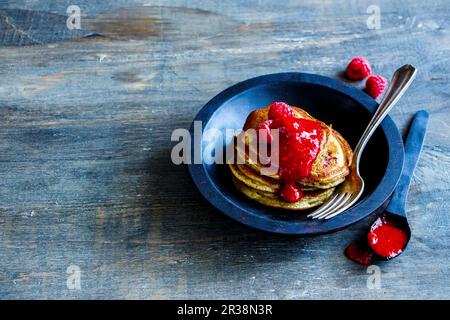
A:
0,0,449,299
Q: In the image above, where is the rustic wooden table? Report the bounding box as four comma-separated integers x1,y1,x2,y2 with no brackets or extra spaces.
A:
0,0,449,299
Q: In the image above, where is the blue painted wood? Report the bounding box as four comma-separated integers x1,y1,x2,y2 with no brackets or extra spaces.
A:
386,111,429,217
0,9,99,46
0,0,448,299
188,72,404,235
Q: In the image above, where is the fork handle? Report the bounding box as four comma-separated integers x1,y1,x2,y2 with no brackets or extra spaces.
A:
353,65,417,166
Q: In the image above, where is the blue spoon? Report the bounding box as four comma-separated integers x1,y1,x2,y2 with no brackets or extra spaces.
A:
346,110,429,264
370,110,429,259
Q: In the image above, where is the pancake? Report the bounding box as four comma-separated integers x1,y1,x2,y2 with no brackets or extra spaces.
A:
228,163,318,193
232,177,335,210
227,103,353,210
235,105,352,189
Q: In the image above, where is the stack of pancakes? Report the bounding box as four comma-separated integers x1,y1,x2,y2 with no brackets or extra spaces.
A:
228,104,353,210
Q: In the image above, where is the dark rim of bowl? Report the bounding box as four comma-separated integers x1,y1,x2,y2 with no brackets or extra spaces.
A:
187,72,404,235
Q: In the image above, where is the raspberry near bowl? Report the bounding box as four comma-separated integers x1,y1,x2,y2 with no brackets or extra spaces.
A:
365,75,388,98
346,57,372,80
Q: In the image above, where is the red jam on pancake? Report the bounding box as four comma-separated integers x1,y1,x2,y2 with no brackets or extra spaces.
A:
262,102,323,202
229,102,352,210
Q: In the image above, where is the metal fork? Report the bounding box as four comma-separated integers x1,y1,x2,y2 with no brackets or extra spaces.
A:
308,64,417,220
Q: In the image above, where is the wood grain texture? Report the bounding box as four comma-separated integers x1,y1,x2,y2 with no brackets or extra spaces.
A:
0,0,449,299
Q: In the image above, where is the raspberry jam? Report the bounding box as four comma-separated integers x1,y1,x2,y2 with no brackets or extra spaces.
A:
345,214,410,265
368,215,409,259
257,120,273,144
345,241,374,266
265,103,323,202
280,182,303,203
268,102,296,120
270,116,323,182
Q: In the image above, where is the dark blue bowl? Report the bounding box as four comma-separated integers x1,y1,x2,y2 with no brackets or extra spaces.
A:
188,73,404,235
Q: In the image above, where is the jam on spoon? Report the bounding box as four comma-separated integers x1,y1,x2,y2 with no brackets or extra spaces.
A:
346,214,410,265
345,110,428,265
368,215,409,259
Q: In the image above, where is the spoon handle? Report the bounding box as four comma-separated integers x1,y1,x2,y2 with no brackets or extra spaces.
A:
386,110,429,217
353,65,417,167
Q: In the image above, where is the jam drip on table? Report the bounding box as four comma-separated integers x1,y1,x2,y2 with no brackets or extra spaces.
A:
259,102,323,203
345,241,374,266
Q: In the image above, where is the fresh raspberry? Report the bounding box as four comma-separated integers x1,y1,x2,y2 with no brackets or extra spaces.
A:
346,57,372,80
345,242,374,266
365,75,387,99
257,120,273,144
280,182,303,203
268,102,295,120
